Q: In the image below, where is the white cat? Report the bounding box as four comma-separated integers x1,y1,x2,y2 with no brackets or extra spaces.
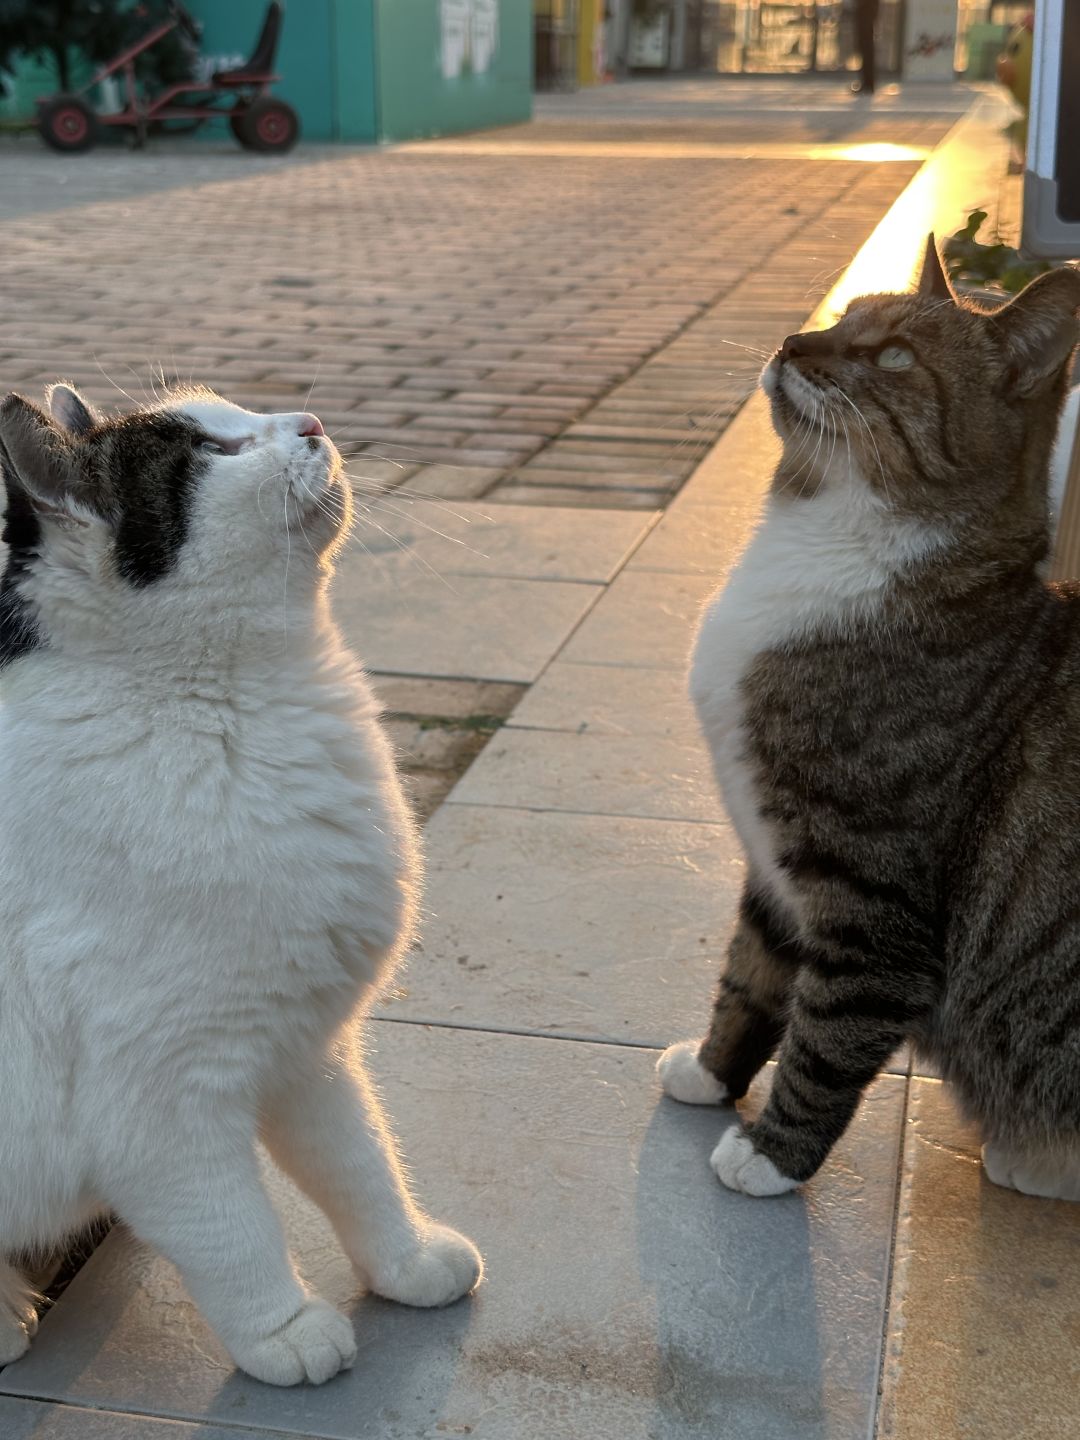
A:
0,384,481,1386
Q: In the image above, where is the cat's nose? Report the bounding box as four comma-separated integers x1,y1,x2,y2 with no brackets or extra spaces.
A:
779,331,833,362
297,413,324,437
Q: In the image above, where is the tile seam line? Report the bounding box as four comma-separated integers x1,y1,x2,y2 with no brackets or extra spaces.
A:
442,799,727,825
373,1014,665,1052
377,1018,919,1082
871,1065,914,1439
0,1391,339,1439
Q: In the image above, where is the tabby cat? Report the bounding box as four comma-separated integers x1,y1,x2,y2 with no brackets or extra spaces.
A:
659,238,1080,1202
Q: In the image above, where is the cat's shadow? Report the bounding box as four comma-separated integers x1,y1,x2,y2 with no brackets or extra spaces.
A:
208,1289,476,1427
634,1079,835,1440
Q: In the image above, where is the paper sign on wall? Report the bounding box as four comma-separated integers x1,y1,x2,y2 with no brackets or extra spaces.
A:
902,0,956,81
440,0,499,80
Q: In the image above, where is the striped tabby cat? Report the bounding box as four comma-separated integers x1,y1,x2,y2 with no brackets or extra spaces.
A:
659,238,1080,1201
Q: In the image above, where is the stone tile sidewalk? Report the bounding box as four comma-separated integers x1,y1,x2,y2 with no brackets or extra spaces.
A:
4,80,1075,1440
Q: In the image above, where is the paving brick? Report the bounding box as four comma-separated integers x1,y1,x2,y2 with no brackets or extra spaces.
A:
396,464,505,499
493,483,670,509
0,92,944,535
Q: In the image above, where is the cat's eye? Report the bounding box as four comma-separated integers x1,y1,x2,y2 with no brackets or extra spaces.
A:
874,343,915,371
196,434,248,456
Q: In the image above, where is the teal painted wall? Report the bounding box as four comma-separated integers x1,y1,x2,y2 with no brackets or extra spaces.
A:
0,49,95,123
333,0,379,142
375,0,531,142
1,0,529,141
188,0,379,141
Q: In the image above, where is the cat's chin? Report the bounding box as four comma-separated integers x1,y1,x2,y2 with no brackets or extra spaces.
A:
287,463,349,543
768,387,815,444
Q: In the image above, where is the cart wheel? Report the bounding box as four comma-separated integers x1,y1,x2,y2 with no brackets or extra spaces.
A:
38,95,98,153
236,98,299,153
228,112,248,143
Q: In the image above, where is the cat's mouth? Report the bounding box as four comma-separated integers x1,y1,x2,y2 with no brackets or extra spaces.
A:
285,443,347,535
764,357,827,431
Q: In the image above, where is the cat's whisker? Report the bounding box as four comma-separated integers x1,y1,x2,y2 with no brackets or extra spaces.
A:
800,414,835,504
804,263,847,299
281,485,293,656
302,365,321,415
114,360,160,408
143,362,166,406
256,468,291,528
354,505,489,562
333,446,411,466
91,356,141,411
830,388,891,505
715,339,773,361
346,483,488,530
357,497,490,544
778,396,828,494
350,507,462,589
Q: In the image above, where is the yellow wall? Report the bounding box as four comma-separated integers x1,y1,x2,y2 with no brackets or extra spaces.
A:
577,0,603,84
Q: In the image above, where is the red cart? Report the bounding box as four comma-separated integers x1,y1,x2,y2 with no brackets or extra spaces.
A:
36,1,300,154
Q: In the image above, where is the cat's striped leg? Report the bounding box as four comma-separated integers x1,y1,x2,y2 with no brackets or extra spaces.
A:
658,887,803,1106
711,908,940,1196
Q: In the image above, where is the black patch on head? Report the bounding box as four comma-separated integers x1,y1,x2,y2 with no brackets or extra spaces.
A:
0,474,44,669
0,399,208,667
89,413,205,587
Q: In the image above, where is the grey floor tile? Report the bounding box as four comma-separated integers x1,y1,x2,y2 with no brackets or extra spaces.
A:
625,503,760,577
384,804,742,1044
558,571,718,670
389,804,910,1075
351,502,659,583
0,1397,288,1440
508,660,699,737
1,1027,906,1440
329,561,601,683
671,393,778,509
448,727,717,822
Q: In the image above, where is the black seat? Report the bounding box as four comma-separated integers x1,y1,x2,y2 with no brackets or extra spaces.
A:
213,1,282,84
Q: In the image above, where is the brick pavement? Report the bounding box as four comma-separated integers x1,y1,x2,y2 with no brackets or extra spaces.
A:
0,86,962,519
0,82,967,808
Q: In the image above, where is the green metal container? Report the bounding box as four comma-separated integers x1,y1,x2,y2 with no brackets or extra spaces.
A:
189,0,531,142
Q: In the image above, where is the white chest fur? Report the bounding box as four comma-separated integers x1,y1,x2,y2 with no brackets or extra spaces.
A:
689,483,942,909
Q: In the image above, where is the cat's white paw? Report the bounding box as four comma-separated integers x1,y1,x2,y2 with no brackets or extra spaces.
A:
657,1040,728,1105
372,1224,483,1309
710,1125,799,1197
982,1142,1080,1202
232,1299,356,1387
0,1292,39,1366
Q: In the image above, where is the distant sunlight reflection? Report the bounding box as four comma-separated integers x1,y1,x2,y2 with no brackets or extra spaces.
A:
806,143,928,164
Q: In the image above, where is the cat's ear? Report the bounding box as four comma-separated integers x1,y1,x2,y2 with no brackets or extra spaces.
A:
993,265,1080,397
47,383,100,437
0,394,86,514
917,233,955,302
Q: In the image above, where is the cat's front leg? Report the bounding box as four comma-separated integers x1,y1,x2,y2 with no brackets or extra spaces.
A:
712,911,940,1196
111,1136,356,1385
261,1045,482,1309
0,1259,38,1365
658,885,803,1106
